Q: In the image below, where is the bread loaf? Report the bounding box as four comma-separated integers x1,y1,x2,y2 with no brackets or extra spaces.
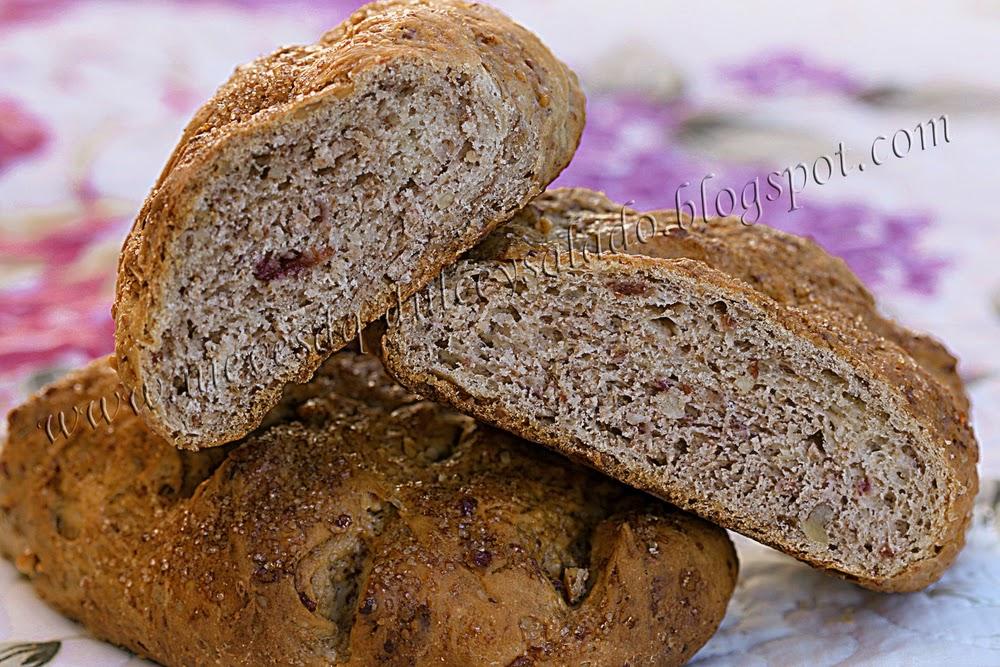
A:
379,187,978,592
0,350,737,666
113,0,585,449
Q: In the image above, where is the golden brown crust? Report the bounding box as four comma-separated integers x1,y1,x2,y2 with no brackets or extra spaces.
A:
113,0,585,449
380,188,979,592
0,352,737,666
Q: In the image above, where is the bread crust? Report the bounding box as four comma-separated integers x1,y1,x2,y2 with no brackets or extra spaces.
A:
113,0,585,449
380,188,979,592
0,352,737,666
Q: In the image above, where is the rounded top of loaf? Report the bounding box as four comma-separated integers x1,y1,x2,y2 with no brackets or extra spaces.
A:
0,350,737,666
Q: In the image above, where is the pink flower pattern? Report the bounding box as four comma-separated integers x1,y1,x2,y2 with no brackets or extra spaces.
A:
0,98,48,174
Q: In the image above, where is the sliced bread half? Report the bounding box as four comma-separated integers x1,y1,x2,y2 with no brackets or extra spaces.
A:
113,0,584,449
379,187,978,592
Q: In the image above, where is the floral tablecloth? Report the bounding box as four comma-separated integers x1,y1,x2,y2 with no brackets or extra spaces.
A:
1,1,998,664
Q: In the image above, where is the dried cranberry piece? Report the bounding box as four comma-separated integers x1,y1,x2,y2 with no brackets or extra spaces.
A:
252,247,332,282
607,279,649,296
298,591,317,612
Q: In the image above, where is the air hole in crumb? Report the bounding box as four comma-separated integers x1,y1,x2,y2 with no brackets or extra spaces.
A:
806,430,826,453
821,369,845,385
437,350,463,368
543,285,562,296
646,453,669,467
651,316,678,337
353,172,374,188
501,306,522,322
381,111,401,129
476,332,495,349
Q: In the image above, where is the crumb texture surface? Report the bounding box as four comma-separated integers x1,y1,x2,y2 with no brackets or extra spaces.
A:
113,0,585,449
381,187,978,592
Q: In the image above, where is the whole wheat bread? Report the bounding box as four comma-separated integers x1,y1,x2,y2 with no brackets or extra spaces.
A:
0,350,736,666
113,0,584,449
379,187,979,592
